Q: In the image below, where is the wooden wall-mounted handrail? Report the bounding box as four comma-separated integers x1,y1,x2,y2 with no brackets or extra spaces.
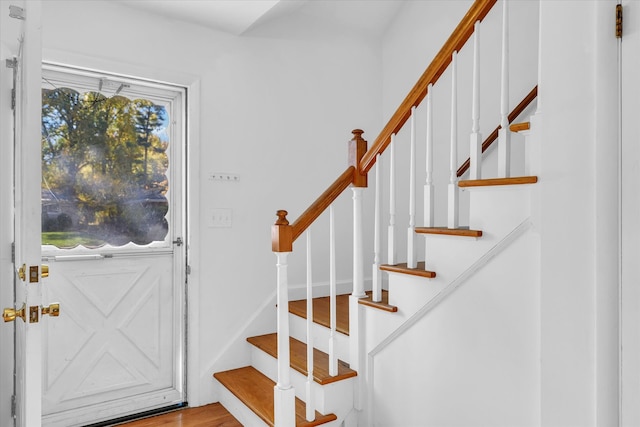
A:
359,0,497,174
457,85,537,177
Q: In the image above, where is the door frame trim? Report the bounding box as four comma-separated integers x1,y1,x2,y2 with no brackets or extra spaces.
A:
37,48,204,411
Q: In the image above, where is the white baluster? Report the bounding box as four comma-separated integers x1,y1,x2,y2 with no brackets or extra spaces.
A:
407,107,417,268
350,186,365,387
274,252,295,427
424,86,434,268
329,205,338,376
470,20,482,180
388,134,397,265
448,51,459,229
373,154,382,302
305,232,314,421
352,188,366,298
424,85,434,228
498,0,511,178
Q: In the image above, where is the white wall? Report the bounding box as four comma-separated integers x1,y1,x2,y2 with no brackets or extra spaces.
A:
4,0,382,408
538,1,618,426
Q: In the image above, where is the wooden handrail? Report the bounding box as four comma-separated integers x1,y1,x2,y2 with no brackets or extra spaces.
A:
291,166,356,242
457,85,537,177
272,166,357,252
360,0,497,174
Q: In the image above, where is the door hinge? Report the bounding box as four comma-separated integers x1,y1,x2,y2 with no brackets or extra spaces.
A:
9,5,25,20
11,394,16,418
186,265,191,275
5,59,17,109
616,4,623,39
11,242,15,264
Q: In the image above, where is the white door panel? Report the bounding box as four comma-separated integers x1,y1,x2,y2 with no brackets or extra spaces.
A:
42,255,182,426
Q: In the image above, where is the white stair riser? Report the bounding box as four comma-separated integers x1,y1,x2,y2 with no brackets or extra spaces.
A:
289,312,351,364
249,345,355,417
214,379,269,427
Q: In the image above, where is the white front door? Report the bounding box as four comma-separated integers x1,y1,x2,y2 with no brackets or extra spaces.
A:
621,1,640,424
38,66,187,426
2,1,46,426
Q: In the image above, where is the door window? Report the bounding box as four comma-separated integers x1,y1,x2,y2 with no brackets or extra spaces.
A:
41,66,181,250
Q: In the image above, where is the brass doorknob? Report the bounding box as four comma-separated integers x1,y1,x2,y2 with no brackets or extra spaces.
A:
41,265,49,278
41,303,59,317
3,304,26,323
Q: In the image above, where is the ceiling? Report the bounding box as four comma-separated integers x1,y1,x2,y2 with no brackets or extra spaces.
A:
114,0,404,38
115,0,283,35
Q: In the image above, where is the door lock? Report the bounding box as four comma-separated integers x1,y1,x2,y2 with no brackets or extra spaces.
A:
17,264,49,281
3,304,26,323
41,303,60,317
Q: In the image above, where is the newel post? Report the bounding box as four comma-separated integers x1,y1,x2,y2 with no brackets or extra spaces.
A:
349,129,367,299
349,130,367,412
272,210,295,427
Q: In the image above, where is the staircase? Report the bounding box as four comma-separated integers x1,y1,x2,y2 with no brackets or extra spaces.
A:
214,294,357,426
213,0,541,424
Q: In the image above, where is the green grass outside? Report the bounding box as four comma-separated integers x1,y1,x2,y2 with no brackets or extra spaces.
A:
42,231,105,248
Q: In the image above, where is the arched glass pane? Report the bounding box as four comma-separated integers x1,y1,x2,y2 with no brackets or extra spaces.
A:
41,88,169,248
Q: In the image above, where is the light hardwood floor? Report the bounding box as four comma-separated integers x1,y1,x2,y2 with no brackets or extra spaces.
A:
116,403,241,427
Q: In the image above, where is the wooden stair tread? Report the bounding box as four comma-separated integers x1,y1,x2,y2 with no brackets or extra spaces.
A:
415,226,482,237
509,121,530,132
380,261,436,278
358,290,398,312
214,366,337,427
458,176,538,188
247,333,357,385
289,294,350,336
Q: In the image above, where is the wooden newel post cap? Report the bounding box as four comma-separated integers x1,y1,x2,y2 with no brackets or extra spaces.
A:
351,129,364,140
274,210,289,226
348,129,368,188
272,210,293,252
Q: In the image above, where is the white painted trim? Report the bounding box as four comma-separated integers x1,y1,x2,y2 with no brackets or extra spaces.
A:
0,38,16,427
186,78,202,407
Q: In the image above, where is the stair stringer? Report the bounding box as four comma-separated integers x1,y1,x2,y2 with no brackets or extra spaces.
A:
364,222,540,426
384,186,533,325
